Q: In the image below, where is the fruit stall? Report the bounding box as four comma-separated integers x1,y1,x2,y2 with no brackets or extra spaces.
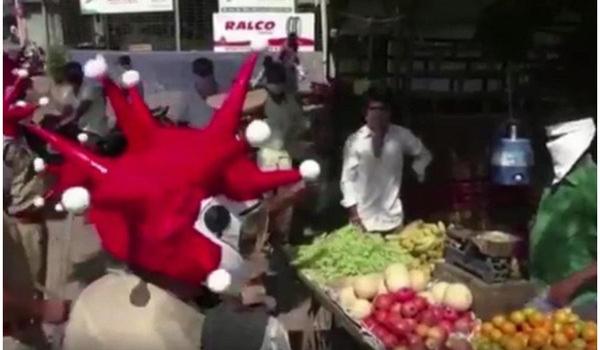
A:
285,222,597,350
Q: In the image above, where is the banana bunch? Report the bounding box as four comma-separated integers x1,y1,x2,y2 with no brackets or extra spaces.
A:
386,220,447,269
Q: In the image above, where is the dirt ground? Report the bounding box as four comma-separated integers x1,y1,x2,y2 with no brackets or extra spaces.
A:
42,214,354,350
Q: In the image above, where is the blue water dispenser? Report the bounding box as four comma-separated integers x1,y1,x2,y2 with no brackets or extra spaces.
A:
491,122,534,185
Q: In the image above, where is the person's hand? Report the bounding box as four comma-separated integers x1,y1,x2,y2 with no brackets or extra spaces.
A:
548,275,581,307
348,206,365,231
40,300,71,324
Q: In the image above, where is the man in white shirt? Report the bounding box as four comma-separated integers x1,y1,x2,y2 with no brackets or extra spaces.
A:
62,62,112,140
340,87,432,232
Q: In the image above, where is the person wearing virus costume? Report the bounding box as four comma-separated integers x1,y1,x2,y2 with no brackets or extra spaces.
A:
30,52,320,350
3,52,70,350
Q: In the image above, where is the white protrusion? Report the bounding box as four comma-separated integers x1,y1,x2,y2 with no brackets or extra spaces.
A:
83,55,108,79
206,269,232,293
77,133,89,144
251,42,269,52
61,187,91,214
33,158,46,173
38,96,49,106
15,69,28,78
245,119,272,147
55,203,64,212
33,196,45,208
121,70,141,88
15,100,27,107
299,159,321,180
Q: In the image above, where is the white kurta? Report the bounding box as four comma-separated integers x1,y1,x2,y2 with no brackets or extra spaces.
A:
340,125,432,232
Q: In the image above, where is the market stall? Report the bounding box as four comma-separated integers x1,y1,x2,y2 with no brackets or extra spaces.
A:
283,222,597,350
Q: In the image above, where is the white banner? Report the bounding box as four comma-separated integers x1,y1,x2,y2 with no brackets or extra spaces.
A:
218,0,295,13
80,0,173,15
213,13,315,52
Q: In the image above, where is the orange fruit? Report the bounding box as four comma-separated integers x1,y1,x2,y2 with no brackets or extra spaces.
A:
504,337,525,350
523,307,537,317
586,343,597,350
521,323,534,334
514,332,530,347
562,325,578,341
511,311,527,325
493,315,508,328
552,322,564,334
528,312,546,327
571,339,587,349
501,321,518,335
553,309,570,324
582,326,597,342
481,322,496,336
552,333,569,348
490,328,504,342
529,332,548,348
566,313,580,324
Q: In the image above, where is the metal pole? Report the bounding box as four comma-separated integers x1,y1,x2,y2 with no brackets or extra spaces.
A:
174,0,181,51
319,0,328,77
51,212,75,350
41,0,50,48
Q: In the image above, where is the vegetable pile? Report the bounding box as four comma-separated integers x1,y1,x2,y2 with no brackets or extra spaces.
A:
473,308,597,350
292,225,416,283
387,220,447,270
336,262,476,350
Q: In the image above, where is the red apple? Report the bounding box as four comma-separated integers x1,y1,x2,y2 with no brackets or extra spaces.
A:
401,301,419,318
363,317,378,330
374,294,395,310
412,296,429,313
424,337,444,350
375,310,388,325
453,317,472,334
395,288,416,302
381,332,400,349
406,333,426,350
442,306,459,322
404,318,417,333
386,312,404,327
415,324,429,337
438,320,454,335
427,326,448,342
390,302,403,314
392,318,413,337
430,306,445,322
418,309,438,327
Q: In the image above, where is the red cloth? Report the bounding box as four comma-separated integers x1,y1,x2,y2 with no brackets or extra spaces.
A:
30,53,308,288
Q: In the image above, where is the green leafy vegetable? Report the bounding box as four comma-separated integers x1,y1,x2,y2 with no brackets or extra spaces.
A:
292,225,416,283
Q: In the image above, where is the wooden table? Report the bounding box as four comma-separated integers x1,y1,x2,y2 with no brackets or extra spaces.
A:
280,247,383,350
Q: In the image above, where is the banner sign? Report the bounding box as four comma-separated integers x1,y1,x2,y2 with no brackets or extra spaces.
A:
213,13,315,52
218,0,295,13
80,0,173,15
